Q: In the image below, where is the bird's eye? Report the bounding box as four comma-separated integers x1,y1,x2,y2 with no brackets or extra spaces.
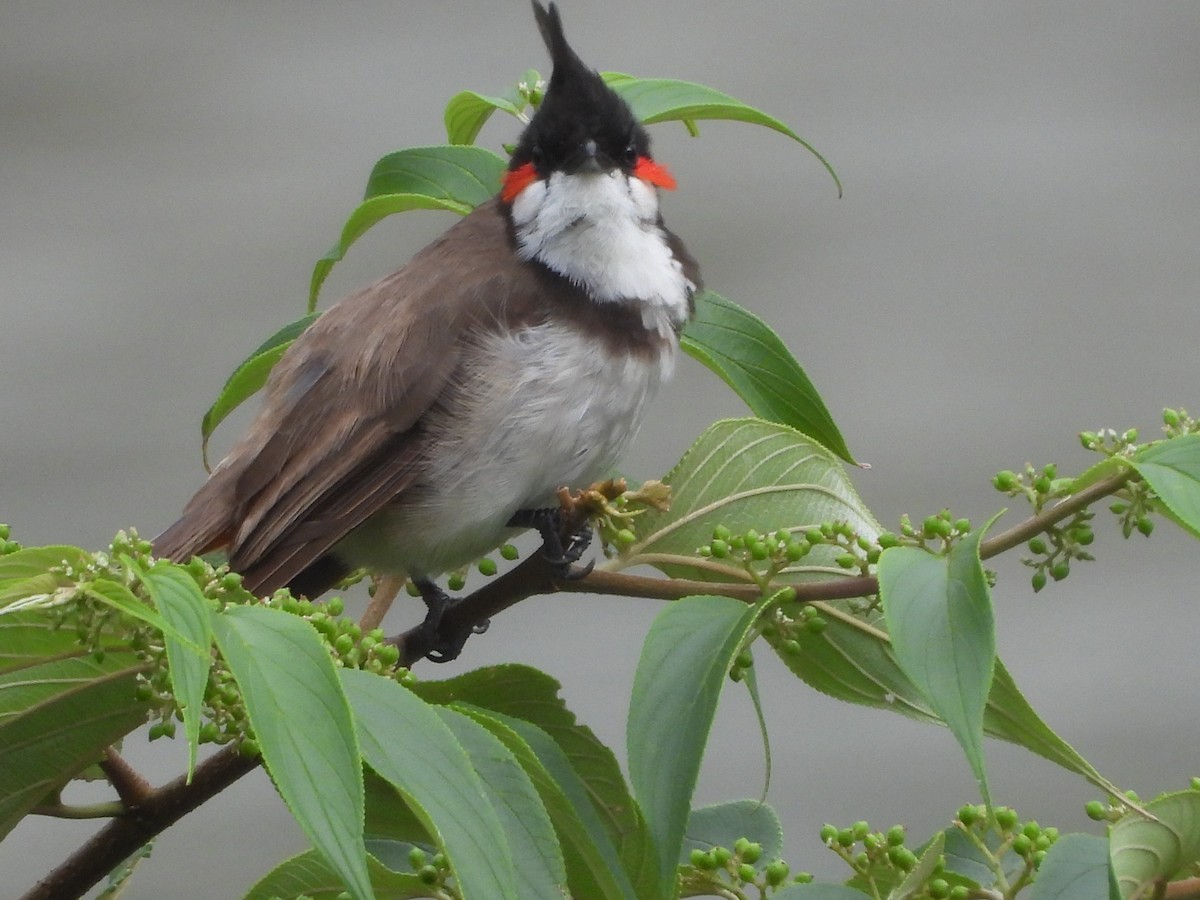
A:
531,145,545,166
624,143,638,166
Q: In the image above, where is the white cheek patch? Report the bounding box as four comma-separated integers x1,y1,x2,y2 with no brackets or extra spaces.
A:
510,170,692,335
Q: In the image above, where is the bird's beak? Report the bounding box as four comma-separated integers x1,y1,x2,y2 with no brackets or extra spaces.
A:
568,139,611,175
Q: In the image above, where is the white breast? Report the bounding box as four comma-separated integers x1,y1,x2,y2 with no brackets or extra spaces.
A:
337,322,672,580
509,170,694,336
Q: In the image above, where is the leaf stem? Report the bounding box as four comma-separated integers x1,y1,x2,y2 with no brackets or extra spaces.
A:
30,802,128,820
99,747,152,807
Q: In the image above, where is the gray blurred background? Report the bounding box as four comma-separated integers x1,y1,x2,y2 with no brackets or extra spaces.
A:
3,2,1198,896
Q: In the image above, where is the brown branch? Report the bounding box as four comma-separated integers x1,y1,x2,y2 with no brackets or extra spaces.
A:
23,747,259,900
1166,876,1200,899
99,747,153,807
391,468,1137,667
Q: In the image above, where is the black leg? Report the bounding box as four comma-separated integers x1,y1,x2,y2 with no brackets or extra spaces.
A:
508,507,595,579
410,577,488,664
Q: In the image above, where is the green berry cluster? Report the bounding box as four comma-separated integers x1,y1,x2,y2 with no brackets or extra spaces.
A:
761,597,829,659
406,845,453,890
1022,509,1095,592
266,592,405,677
683,836,810,897
0,523,20,555
955,804,1059,895
1108,482,1157,541
819,821,929,887
1083,786,1164,824
892,510,974,553
1161,406,1198,438
993,463,1068,514
698,520,880,589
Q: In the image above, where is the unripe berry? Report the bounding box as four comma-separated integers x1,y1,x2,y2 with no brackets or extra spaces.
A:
805,528,825,545
877,531,899,549
1084,800,1107,820
737,863,756,883
836,828,855,848
819,824,838,844
1031,571,1047,592
957,805,980,827
1027,537,1048,555
994,807,1019,831
616,529,636,547
765,860,789,886
477,557,498,576
500,543,520,560
418,865,440,885
836,553,858,569
1079,431,1099,449
887,824,906,846
710,539,729,558
950,886,970,900
1136,516,1154,536
409,846,428,869
712,846,732,867
740,841,762,864
1050,561,1070,581
929,878,951,899
993,470,1018,491
1012,834,1032,855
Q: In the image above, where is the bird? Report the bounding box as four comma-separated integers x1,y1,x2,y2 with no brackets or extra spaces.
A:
153,0,701,662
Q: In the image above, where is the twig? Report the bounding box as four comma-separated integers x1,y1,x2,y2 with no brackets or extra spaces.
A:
360,574,404,632
1166,876,1200,899
99,748,153,807
23,747,259,900
30,802,128,820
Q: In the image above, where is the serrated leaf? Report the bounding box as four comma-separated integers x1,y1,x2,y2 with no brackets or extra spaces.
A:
435,707,567,900
0,634,149,839
340,668,518,900
309,146,507,308
414,664,652,897
1131,434,1200,539
611,418,879,583
1030,833,1117,900
1110,790,1200,899
135,561,214,781
888,831,944,900
603,73,841,194
444,90,525,145
200,312,320,470
879,520,999,806
242,849,425,900
682,800,783,864
682,292,854,463
456,706,636,900
629,594,766,898
212,606,370,900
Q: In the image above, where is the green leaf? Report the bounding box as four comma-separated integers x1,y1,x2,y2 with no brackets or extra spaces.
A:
0,545,89,589
878,521,999,806
611,418,879,583
1030,833,1117,900
1110,790,1200,899
434,707,568,899
682,800,783,864
340,668,518,899
84,579,171,636
889,831,945,900
628,594,765,898
682,291,854,463
414,664,652,897
0,545,91,611
444,90,525,145
1132,434,1200,539
242,849,425,900
200,312,321,471
456,707,637,900
135,562,214,781
603,73,841,194
211,606,370,900
0,624,149,839
309,145,507,308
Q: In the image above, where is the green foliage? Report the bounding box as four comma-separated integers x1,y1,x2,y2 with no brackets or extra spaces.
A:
6,56,1200,900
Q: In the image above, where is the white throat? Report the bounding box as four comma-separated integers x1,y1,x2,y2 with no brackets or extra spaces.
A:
509,170,694,335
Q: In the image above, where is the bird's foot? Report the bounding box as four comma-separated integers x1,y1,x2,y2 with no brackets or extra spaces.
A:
508,506,595,580
410,577,489,664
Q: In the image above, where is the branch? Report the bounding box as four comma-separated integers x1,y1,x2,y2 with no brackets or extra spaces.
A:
391,469,1136,666
23,747,259,900
99,747,153,807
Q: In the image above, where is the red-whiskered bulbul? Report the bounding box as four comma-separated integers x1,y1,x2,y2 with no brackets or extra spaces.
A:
154,1,701,661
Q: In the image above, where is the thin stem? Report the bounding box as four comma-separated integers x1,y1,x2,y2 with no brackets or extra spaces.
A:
1166,877,1200,899
360,574,403,632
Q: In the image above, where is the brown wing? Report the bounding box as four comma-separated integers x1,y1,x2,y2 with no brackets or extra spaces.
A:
153,199,515,595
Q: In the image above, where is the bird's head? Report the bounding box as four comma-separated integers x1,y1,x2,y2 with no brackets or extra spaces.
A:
502,1,676,206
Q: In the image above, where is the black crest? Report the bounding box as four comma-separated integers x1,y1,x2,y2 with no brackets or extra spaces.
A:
511,2,651,176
